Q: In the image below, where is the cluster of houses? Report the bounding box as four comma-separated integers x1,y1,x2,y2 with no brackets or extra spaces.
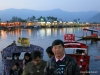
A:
0,18,91,28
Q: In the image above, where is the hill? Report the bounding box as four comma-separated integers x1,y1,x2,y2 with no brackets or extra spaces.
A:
88,12,100,23
0,8,98,22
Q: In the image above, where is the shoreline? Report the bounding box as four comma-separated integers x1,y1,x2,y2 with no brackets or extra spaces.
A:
0,24,99,30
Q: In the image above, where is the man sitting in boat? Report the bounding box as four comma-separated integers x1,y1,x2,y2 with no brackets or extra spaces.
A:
76,49,86,55
46,46,54,58
9,63,23,75
23,53,32,69
7,40,16,47
22,50,46,75
76,49,80,54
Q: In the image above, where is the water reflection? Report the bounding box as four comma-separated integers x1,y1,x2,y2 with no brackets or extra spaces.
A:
0,30,7,39
27,29,32,37
39,29,45,38
52,28,57,36
6,29,22,37
0,28,96,40
46,28,51,37
0,28,100,74
67,28,73,33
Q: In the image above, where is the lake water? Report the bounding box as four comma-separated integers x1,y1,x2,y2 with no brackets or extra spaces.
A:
0,27,100,75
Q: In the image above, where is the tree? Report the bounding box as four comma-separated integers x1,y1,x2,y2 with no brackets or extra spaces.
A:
40,16,43,19
38,18,40,21
27,17,30,21
32,16,35,20
73,19,77,23
11,16,18,22
30,16,36,22
54,17,57,21
78,18,80,21
43,17,46,22
47,17,49,20
11,16,27,22
78,18,80,23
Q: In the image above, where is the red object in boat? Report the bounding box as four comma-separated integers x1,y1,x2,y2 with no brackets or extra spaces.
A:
64,34,75,42
91,34,98,37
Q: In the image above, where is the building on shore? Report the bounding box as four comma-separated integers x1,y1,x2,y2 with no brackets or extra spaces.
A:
0,20,93,28
0,22,21,27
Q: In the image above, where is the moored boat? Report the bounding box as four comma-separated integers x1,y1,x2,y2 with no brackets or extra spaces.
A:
1,38,44,75
64,34,90,75
77,28,100,40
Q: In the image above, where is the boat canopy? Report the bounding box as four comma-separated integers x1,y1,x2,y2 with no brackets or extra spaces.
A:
1,44,44,59
64,41,87,50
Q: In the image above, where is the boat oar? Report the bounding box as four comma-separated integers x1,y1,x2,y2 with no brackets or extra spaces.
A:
76,39,83,41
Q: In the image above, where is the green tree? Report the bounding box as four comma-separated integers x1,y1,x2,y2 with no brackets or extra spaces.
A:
30,16,35,21
43,17,46,22
78,18,80,21
11,16,18,22
47,16,49,20
27,17,30,21
73,19,77,23
78,18,80,23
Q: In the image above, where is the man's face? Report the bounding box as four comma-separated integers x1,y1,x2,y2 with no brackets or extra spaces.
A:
25,56,29,60
47,53,52,58
33,57,41,65
52,44,64,58
13,65,18,70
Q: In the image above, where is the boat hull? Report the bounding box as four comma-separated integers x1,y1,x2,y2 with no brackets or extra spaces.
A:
79,36,100,40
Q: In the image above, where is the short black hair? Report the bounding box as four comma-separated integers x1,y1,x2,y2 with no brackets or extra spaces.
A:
24,53,30,57
46,46,54,55
52,39,64,47
15,63,19,67
24,52,31,59
31,50,42,60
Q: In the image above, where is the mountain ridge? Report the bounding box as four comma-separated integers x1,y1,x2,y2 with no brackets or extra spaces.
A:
88,12,100,23
0,8,99,22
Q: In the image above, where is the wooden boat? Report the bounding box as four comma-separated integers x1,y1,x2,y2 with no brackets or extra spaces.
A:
77,36,100,40
64,34,90,75
1,38,44,75
77,28,100,40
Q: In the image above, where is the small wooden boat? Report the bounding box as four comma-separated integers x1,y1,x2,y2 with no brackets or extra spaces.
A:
77,28,100,40
64,34,90,75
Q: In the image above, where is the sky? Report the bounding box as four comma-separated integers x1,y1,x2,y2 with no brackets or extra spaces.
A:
0,0,100,12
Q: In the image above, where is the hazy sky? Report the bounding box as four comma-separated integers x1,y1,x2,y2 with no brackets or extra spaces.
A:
0,0,100,12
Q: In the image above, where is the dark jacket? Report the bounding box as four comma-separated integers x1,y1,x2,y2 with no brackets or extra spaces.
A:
9,68,23,75
22,60,46,75
44,54,81,75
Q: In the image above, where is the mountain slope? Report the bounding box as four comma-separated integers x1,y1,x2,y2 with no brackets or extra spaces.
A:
88,12,100,23
0,8,98,22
